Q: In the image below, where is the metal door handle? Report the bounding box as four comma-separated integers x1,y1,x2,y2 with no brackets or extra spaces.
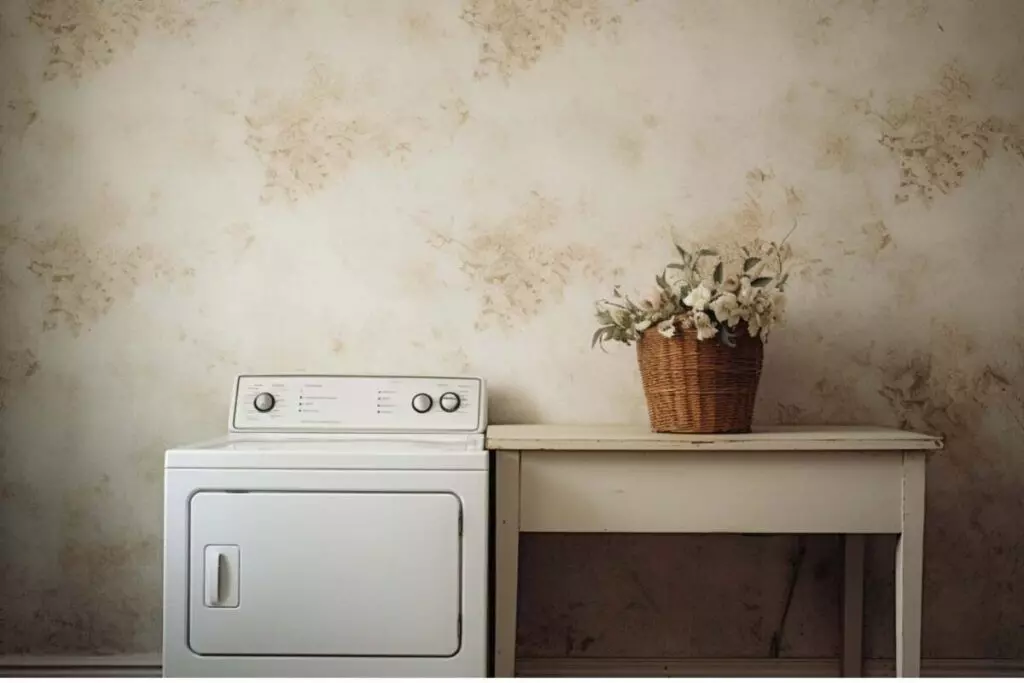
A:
205,551,222,605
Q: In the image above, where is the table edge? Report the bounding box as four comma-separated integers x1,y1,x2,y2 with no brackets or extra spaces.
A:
485,425,943,452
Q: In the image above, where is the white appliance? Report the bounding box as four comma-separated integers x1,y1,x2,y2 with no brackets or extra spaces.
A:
163,374,489,677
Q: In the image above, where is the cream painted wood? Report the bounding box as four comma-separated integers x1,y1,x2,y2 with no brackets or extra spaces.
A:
486,424,942,452
896,453,927,678
486,425,940,679
843,534,866,677
519,451,903,533
493,450,521,678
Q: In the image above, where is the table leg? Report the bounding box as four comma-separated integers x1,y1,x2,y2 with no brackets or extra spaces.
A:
494,450,521,677
896,453,926,677
842,534,865,677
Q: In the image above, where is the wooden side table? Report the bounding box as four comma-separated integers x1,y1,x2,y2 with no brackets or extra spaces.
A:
487,425,942,678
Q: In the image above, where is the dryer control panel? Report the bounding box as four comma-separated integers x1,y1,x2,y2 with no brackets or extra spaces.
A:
230,375,486,433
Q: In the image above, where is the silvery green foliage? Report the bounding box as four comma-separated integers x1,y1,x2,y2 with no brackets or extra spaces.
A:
592,239,791,350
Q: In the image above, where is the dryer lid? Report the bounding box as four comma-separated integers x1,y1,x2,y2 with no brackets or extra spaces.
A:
164,433,488,470
177,433,485,453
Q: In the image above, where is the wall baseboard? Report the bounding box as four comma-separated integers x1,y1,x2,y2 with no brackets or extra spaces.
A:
515,656,1024,678
2,654,1022,677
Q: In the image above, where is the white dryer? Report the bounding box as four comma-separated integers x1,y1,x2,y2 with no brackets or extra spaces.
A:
163,374,489,677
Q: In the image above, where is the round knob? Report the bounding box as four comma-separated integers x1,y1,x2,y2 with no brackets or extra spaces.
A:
439,392,461,413
411,393,433,413
253,392,275,413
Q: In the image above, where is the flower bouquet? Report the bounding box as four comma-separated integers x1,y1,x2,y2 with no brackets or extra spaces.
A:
592,240,791,433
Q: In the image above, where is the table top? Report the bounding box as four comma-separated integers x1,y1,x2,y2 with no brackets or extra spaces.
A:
485,424,943,452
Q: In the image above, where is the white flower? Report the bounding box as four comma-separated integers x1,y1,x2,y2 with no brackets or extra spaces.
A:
750,312,772,341
745,297,775,341
683,283,713,311
693,311,718,341
709,293,743,327
752,289,783,333
747,315,762,339
592,240,791,350
736,276,755,306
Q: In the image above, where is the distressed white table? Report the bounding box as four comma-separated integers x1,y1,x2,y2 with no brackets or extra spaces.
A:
487,425,942,678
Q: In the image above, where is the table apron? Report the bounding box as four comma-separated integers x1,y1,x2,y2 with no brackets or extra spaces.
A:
519,450,905,534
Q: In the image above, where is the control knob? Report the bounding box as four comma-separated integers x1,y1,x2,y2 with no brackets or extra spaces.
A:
411,393,433,413
253,392,275,413
439,392,461,413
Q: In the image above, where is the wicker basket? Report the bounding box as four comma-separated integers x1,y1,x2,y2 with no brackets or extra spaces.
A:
636,324,764,433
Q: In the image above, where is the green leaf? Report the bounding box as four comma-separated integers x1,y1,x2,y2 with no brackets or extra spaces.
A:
696,248,720,258
666,263,687,271
598,325,614,352
675,245,689,262
655,273,668,291
713,262,723,284
751,276,773,287
593,325,619,350
778,272,790,288
743,257,761,271
612,285,622,298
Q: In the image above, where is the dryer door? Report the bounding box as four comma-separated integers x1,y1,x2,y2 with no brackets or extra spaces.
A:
188,491,462,657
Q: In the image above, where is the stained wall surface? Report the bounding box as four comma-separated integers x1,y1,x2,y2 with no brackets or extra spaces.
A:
1,0,1023,659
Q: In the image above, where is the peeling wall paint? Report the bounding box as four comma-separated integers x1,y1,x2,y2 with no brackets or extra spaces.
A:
1,0,1023,661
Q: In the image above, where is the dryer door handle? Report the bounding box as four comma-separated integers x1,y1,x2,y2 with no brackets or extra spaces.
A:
205,549,223,606
202,545,240,608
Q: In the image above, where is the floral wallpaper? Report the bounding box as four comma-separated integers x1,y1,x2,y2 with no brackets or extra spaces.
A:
1,0,1023,661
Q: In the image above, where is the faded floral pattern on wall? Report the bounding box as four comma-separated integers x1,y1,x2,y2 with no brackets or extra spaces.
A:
1,0,1023,661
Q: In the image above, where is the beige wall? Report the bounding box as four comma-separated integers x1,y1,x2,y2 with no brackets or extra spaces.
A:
1,0,1022,659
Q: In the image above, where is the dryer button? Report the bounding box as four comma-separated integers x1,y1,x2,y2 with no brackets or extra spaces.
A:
253,392,275,413
411,393,433,413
